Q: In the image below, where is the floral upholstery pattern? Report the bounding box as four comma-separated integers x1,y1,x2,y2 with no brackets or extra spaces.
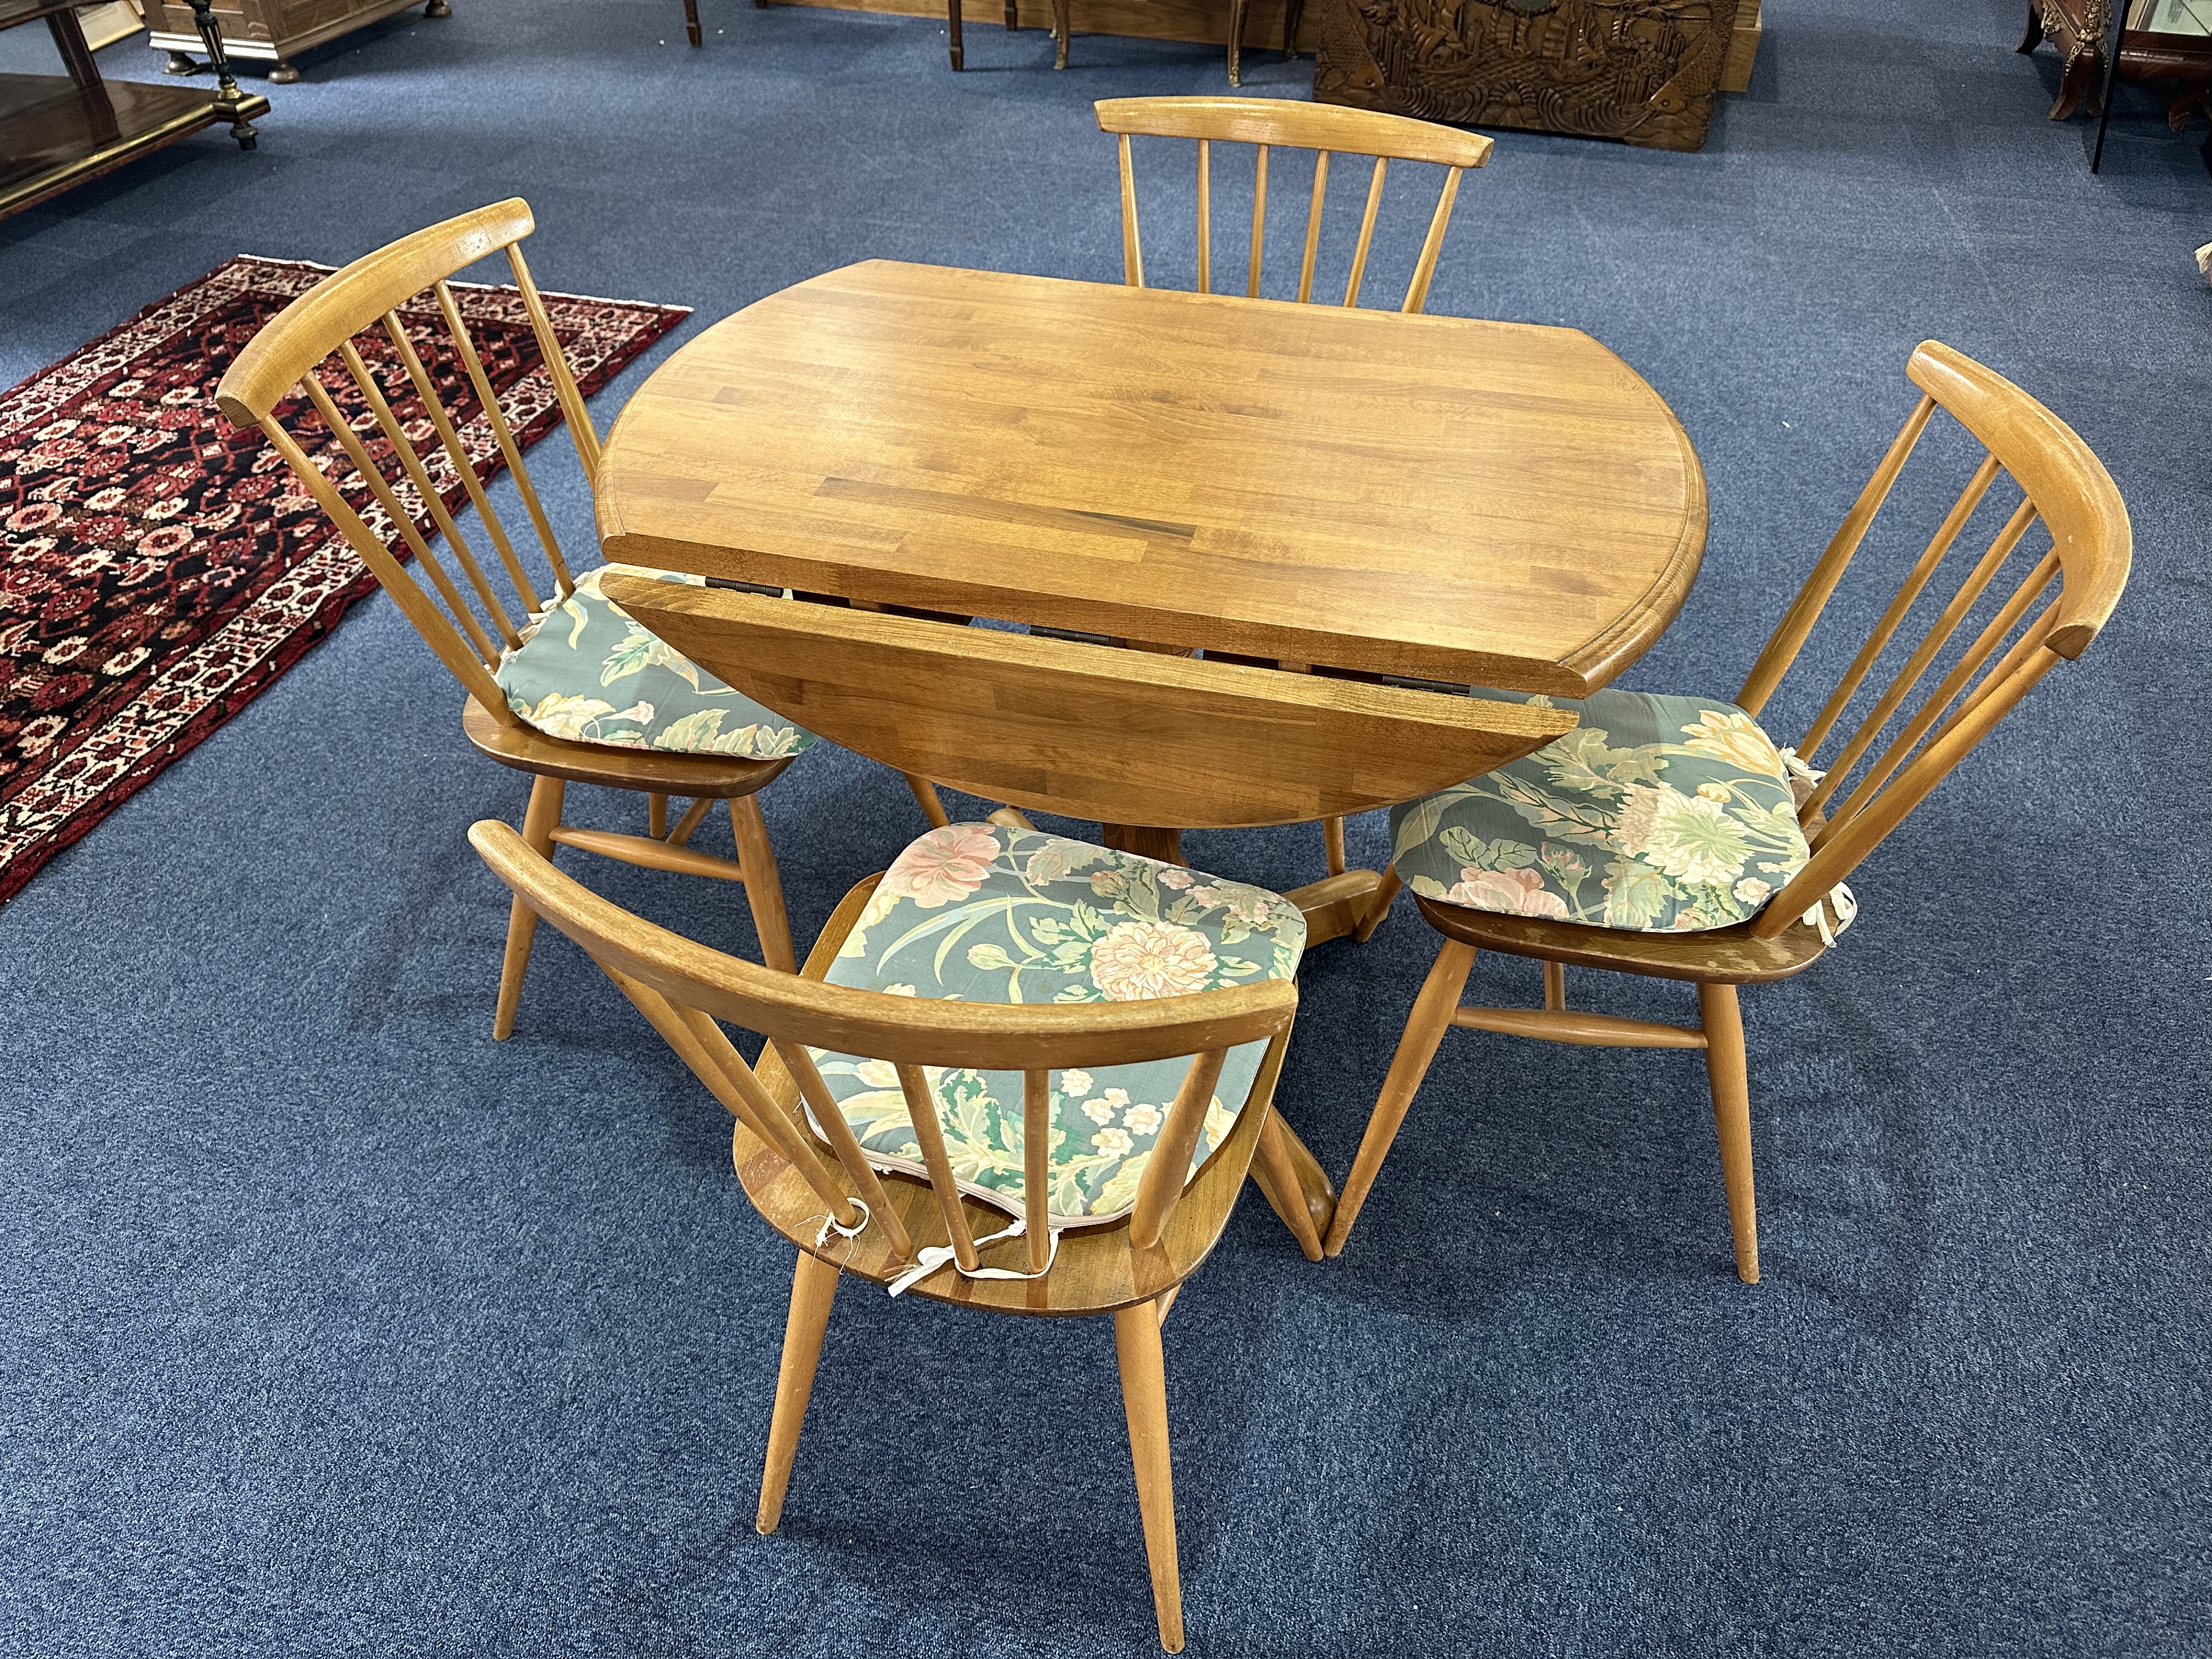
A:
493,565,814,759
809,825,1307,1223
1390,688,1812,933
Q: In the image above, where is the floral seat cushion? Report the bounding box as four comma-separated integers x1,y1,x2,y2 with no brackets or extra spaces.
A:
492,565,815,760
809,824,1308,1225
1389,688,1812,934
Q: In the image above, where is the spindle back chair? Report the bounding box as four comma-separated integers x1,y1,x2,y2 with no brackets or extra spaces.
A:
1094,97,1493,316
1327,340,2131,1281
1095,98,1495,882
217,200,819,1036
467,817,1302,1653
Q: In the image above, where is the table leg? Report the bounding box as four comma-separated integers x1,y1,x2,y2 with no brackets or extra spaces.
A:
1249,1108,1333,1261
1284,868,1388,946
1103,823,1184,865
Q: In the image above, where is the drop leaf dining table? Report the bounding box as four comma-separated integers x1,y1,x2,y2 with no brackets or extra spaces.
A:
593,258,1708,1248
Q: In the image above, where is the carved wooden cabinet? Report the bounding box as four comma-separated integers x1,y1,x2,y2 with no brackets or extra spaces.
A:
1312,0,1743,154
146,0,445,82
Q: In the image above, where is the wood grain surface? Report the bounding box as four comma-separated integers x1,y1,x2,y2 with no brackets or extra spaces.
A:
595,260,1707,697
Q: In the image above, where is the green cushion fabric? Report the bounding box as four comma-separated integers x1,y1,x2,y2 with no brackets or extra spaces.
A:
1389,687,1812,933
493,564,815,759
810,824,1307,1224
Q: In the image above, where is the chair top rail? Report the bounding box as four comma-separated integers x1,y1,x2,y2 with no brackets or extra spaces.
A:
1094,96,1496,170
469,822,1299,1069
1904,340,2130,658
217,198,537,423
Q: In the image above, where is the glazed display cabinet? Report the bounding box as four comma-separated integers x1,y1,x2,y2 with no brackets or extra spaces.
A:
147,0,447,82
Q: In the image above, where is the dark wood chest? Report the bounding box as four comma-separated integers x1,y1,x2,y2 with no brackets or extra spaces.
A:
1312,0,1744,153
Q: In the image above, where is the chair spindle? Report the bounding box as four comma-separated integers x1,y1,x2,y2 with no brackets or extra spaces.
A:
1195,140,1212,296
1344,155,1388,308
1736,393,1939,717
774,1038,917,1261
1118,132,1145,289
379,316,549,620
1248,144,1269,298
1299,150,1329,304
505,243,602,479
1402,167,1463,313
296,368,506,663
1128,1047,1227,1250
1798,451,2003,757
1803,493,2039,821
1024,1068,1052,1272
896,1062,981,1271
431,279,574,596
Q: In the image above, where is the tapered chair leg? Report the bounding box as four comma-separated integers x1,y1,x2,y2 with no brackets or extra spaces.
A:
758,1249,842,1533
648,791,669,839
683,0,701,45
1227,0,1245,83
1697,981,1760,1284
1049,0,1068,67
493,774,566,1040
1115,1300,1184,1653
728,793,799,974
1323,938,1477,1256
947,0,963,67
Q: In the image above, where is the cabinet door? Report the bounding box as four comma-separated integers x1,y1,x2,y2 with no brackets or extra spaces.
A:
151,0,274,47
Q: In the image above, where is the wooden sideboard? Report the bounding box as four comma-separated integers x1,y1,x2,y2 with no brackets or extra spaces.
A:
147,0,445,82
1311,0,1746,154
1,0,263,221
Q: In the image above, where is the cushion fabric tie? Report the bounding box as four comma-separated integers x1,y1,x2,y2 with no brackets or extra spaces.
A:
885,1216,1060,1299
1803,882,1858,946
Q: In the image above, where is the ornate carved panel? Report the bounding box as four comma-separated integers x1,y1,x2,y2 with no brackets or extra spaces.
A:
1312,0,1742,154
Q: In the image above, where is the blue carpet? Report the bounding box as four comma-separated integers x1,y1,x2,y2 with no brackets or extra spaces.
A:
3,2,2209,1654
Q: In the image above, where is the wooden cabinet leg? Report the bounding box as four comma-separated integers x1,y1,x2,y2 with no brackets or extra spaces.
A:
946,0,963,67
1697,981,1760,1284
1115,1301,1185,1653
184,0,259,147
757,1249,840,1534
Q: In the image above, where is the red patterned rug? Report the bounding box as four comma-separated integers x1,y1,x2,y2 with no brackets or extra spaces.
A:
0,257,687,904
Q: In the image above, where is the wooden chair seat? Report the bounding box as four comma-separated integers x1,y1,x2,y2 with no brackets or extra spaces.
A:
460,696,793,797
1411,894,1831,986
1387,684,1818,939
745,1002,1284,1319
491,564,816,761
795,821,1307,1232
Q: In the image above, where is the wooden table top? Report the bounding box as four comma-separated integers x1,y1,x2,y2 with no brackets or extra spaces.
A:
595,261,1707,697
